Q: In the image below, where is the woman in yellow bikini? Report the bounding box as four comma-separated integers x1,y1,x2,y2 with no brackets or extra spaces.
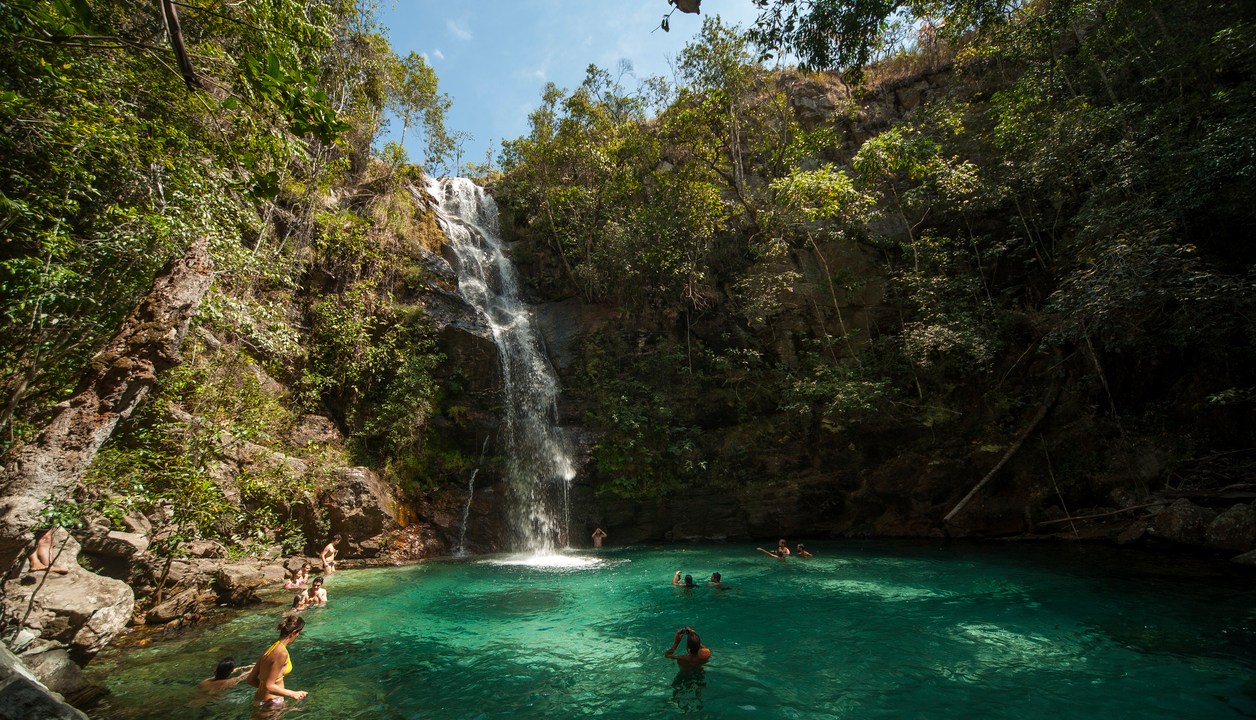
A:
247,615,308,708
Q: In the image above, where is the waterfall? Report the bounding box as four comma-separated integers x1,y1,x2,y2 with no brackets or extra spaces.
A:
427,177,576,555
456,436,491,556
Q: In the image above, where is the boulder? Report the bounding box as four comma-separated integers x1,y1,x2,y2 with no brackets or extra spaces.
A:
185,539,226,559
1151,499,1216,546
2,530,134,661
324,467,399,557
80,529,149,559
213,564,265,605
1231,549,1256,566
145,588,202,624
0,644,87,720
1205,503,1256,553
289,414,343,448
19,649,87,699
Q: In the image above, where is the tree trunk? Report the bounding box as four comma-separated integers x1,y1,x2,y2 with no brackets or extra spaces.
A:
0,237,213,568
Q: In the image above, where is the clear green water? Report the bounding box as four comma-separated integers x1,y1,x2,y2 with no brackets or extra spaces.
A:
86,542,1256,719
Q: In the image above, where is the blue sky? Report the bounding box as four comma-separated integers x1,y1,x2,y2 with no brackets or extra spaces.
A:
376,0,765,173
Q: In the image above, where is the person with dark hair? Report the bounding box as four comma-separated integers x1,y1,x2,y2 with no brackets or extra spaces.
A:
591,527,607,548
197,656,252,692
682,574,696,590
321,534,342,574
664,626,711,670
247,615,308,707
709,572,729,590
284,562,310,589
795,543,814,558
306,576,327,606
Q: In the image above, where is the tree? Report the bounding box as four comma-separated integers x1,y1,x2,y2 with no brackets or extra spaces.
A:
747,0,1022,72
388,51,455,172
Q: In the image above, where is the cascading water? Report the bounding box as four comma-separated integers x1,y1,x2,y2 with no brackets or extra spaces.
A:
456,436,491,556
427,177,576,556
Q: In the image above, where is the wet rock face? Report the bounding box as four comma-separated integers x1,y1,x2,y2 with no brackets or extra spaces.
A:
2,530,134,662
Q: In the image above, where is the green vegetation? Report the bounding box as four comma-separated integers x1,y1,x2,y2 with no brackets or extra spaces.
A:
3,0,1253,547
1,1,456,557
496,1,1256,509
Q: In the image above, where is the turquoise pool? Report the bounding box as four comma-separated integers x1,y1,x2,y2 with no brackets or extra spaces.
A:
86,542,1256,718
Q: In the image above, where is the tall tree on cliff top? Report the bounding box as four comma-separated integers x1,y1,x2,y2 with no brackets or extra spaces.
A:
747,0,1022,71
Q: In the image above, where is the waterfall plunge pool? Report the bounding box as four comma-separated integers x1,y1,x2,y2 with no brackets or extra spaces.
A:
85,542,1256,719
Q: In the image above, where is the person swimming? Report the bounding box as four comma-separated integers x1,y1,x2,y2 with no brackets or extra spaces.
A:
197,657,252,693
709,572,729,590
247,615,308,707
795,543,814,558
672,570,684,586
682,574,696,590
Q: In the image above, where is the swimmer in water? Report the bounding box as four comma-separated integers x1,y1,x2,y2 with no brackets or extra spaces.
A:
709,572,729,590
796,543,814,558
672,570,684,586
197,657,253,693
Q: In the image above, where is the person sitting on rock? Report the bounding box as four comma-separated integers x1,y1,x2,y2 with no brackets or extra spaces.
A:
321,535,341,574
27,528,69,575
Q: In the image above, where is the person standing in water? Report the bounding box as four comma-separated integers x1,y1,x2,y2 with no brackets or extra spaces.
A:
247,615,308,708
664,626,711,669
591,527,607,548
756,539,791,559
709,572,729,590
320,534,341,574
795,543,814,558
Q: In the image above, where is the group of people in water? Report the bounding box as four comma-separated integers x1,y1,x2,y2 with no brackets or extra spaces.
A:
195,530,814,712
199,534,342,710
756,538,814,559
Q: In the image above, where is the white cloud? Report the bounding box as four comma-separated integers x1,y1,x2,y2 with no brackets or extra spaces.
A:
447,19,472,41
432,49,445,61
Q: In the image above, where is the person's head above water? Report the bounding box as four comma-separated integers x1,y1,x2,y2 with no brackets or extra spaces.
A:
710,572,721,582
278,614,305,639
683,628,701,654
213,657,235,681
684,574,695,587
311,576,324,588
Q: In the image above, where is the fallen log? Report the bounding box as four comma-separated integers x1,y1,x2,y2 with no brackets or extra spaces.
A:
943,380,1060,524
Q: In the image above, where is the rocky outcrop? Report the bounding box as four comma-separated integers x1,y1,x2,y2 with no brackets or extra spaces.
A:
324,467,400,557
212,561,286,606
0,237,213,569
1152,499,1218,546
0,643,87,720
2,531,133,662
1205,503,1256,553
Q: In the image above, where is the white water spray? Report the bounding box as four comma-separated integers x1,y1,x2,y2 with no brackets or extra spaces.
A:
427,177,577,556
